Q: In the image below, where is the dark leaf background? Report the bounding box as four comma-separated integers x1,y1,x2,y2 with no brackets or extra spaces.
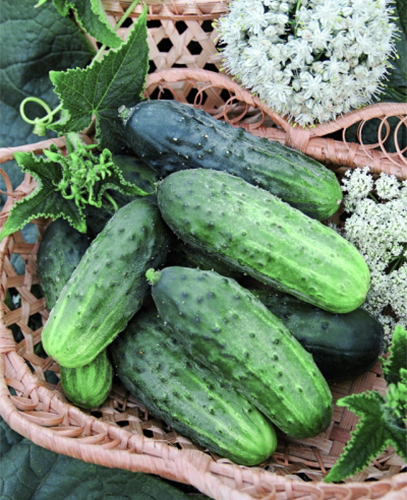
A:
0,0,95,205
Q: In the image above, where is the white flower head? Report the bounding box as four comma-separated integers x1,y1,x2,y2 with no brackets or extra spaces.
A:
341,168,407,339
216,0,397,126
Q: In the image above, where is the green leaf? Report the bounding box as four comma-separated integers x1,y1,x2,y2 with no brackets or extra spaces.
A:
379,0,407,103
48,6,149,151
0,152,86,241
0,418,24,459
51,0,122,49
0,422,192,499
381,325,407,385
324,391,389,483
0,0,94,207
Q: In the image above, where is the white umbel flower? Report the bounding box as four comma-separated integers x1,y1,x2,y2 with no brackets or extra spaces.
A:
216,0,397,126
338,168,407,340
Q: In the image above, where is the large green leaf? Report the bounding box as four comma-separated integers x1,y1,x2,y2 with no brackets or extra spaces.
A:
48,6,149,151
0,0,95,204
52,0,122,49
0,427,191,499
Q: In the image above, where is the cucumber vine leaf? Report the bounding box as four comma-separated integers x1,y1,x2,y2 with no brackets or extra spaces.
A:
48,5,149,152
39,0,122,49
0,134,150,241
324,325,407,483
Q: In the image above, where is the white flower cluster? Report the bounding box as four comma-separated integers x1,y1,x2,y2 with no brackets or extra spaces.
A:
216,0,397,126
340,168,407,340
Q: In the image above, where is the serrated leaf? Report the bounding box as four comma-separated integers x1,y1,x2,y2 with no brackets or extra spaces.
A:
0,153,86,241
48,6,149,151
0,0,94,207
51,0,122,49
381,325,407,385
324,392,389,482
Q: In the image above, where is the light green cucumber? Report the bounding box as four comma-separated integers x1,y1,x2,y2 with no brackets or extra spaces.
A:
110,307,277,466
146,266,333,439
156,169,370,314
60,349,113,409
42,198,170,368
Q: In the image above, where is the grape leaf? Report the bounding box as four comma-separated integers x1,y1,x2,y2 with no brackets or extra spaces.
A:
48,6,149,151
51,0,122,49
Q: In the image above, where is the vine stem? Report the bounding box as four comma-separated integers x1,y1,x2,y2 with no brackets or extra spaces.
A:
94,0,141,60
0,135,95,165
19,0,142,130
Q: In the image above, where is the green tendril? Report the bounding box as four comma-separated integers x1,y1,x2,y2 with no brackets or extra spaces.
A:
20,97,62,136
50,133,116,210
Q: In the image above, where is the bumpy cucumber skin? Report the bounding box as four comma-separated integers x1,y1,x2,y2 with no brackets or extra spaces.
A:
251,289,384,380
110,308,277,465
148,266,333,439
123,100,342,220
42,198,170,368
37,218,90,310
60,349,113,409
166,238,244,280
157,169,370,314
85,154,159,238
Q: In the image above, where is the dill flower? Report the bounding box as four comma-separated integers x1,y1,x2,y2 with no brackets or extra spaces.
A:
216,0,397,126
338,168,407,341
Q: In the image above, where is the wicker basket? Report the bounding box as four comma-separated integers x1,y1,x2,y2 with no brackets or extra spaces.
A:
1,1,407,498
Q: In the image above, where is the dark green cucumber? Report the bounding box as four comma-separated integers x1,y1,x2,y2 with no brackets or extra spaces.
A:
85,154,159,238
42,198,170,368
110,308,277,465
37,218,90,310
156,169,370,314
251,289,385,380
60,348,113,409
146,266,333,439
122,100,342,220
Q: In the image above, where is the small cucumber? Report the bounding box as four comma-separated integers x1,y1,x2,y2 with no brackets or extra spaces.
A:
42,198,170,368
156,169,370,314
60,348,113,409
146,266,333,439
122,100,342,220
251,289,385,380
37,218,90,310
110,307,277,466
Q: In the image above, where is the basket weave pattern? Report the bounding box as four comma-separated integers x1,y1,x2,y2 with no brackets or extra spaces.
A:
1,1,407,498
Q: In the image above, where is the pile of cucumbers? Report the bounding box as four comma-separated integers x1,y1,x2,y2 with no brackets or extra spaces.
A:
37,100,384,466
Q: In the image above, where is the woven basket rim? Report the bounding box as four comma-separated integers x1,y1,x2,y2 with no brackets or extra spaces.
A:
1,70,407,499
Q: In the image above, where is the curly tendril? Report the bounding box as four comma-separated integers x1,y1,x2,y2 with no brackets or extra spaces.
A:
44,133,118,210
19,97,62,136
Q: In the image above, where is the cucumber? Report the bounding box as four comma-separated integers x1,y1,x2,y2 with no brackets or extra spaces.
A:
122,100,342,220
146,266,333,439
37,218,90,310
85,154,159,238
251,289,385,380
60,348,113,409
42,197,170,368
110,307,277,466
166,237,244,280
156,169,370,314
